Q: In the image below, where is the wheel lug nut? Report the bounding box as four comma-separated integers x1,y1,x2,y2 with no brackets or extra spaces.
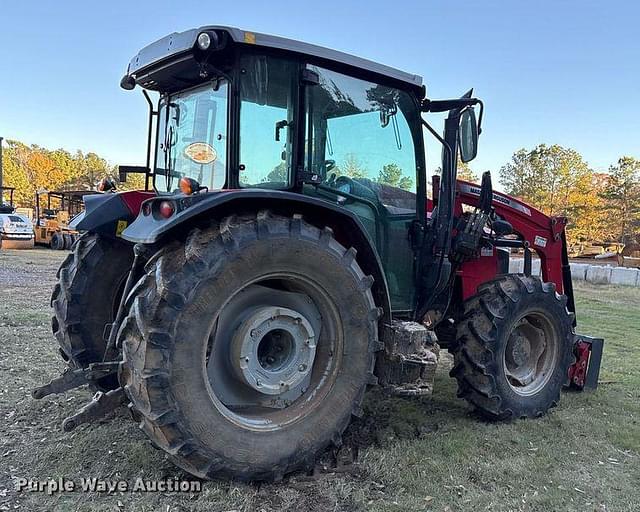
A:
256,379,262,387
298,364,306,372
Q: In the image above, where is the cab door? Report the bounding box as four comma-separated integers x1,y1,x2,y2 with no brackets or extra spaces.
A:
302,65,423,311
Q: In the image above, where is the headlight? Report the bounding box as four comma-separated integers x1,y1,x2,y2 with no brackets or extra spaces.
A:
197,32,211,50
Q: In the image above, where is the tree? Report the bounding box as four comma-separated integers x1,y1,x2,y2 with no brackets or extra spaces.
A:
263,161,288,183
457,160,478,182
0,139,122,209
600,157,640,243
434,157,478,183
499,144,605,244
377,163,413,190
338,153,366,179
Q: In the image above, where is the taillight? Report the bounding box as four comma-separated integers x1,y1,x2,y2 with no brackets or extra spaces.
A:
158,201,175,219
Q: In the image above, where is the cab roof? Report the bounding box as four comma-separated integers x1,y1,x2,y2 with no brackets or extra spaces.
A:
126,25,424,93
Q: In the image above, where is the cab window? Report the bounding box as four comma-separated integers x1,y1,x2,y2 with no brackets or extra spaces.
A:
238,55,298,188
304,65,418,213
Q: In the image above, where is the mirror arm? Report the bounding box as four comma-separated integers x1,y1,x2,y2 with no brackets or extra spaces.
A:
422,97,479,113
476,99,484,135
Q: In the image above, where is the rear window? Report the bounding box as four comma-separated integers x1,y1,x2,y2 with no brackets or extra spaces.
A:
8,216,24,222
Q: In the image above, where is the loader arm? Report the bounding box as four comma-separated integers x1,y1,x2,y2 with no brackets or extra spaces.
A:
453,179,570,304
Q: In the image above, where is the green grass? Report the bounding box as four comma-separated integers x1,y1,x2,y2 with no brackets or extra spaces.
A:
1,249,638,511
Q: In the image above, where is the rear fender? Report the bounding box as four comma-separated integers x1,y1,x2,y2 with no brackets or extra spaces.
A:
122,189,392,318
70,191,155,239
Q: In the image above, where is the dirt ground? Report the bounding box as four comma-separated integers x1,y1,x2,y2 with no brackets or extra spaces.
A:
1,248,639,512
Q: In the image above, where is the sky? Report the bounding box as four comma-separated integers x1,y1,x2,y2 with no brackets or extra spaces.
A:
0,0,638,178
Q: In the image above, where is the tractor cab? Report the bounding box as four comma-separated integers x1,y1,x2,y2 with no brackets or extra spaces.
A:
117,26,481,311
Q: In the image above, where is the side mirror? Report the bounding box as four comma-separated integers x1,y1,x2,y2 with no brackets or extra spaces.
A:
459,107,478,163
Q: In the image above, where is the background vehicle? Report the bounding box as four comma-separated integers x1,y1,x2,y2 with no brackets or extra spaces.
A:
33,190,98,250
0,186,34,249
34,26,603,481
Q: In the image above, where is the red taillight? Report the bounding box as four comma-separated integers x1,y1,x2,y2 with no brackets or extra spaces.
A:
158,201,175,219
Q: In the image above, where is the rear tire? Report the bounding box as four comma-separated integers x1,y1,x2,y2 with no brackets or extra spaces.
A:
51,233,133,373
450,275,574,420
119,212,380,481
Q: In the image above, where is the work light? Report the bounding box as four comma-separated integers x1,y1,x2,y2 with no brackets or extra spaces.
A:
197,32,211,50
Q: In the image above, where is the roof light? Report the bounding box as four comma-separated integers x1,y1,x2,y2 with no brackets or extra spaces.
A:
197,32,211,50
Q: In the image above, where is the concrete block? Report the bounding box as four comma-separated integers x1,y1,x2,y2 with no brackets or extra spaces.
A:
531,259,541,276
509,258,524,273
569,263,588,281
610,267,639,286
586,265,613,285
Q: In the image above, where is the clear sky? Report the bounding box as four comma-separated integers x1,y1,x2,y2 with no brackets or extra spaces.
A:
0,0,638,177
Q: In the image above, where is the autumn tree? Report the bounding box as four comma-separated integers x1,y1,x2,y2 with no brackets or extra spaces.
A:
600,157,640,243
457,159,478,182
499,144,605,244
1,139,125,209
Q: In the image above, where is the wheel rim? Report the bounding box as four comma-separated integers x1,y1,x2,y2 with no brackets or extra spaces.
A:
204,274,341,431
503,310,558,396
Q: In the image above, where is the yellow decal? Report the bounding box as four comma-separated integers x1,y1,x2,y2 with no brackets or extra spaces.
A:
244,32,256,44
184,142,217,165
116,220,128,237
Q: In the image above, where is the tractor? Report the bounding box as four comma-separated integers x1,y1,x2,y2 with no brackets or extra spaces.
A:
33,26,603,481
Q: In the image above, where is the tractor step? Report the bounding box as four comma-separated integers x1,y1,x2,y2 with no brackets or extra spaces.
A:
62,387,126,432
32,361,120,399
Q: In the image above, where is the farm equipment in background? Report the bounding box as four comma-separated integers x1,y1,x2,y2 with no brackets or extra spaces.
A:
34,190,98,250
33,26,604,481
618,242,640,268
0,186,34,249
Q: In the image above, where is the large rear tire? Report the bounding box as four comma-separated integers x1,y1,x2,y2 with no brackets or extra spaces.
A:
51,233,133,371
450,275,574,420
119,211,380,481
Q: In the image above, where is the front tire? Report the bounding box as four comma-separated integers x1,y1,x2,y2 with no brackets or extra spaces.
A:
119,212,380,481
450,275,574,420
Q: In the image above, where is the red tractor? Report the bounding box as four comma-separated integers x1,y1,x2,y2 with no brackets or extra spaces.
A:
34,26,603,481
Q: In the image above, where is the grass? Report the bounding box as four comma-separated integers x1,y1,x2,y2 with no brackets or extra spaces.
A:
0,248,638,511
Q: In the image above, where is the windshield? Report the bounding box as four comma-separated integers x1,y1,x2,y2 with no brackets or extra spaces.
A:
154,81,228,193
